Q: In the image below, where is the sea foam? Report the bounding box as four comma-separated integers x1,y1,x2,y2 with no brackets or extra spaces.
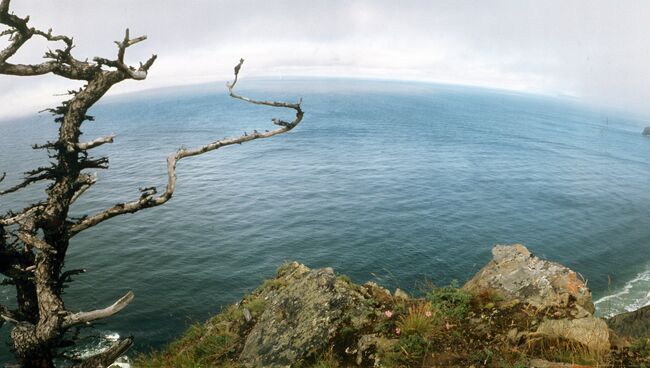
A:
594,266,650,317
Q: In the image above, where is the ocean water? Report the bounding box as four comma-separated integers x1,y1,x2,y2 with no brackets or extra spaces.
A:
1,78,649,362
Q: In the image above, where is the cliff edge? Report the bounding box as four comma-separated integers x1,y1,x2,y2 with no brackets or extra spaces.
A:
135,244,650,367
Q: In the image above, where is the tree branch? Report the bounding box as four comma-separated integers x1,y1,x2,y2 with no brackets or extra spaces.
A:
16,231,56,254
70,134,115,151
0,203,44,226
68,59,304,237
1,2,155,81
72,336,133,368
94,28,157,80
0,172,53,196
62,291,133,328
69,173,97,205
0,303,18,328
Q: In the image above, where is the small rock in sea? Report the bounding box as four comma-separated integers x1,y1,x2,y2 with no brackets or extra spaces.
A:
643,126,650,135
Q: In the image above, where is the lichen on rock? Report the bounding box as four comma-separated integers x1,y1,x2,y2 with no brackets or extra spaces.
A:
239,262,377,367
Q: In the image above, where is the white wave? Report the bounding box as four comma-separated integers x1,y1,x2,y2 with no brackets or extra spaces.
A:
594,267,650,317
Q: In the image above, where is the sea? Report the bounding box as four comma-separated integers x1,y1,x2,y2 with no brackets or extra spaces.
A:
0,78,649,364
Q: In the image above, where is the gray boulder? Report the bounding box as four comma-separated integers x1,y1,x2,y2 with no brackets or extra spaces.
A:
239,262,376,367
643,127,650,136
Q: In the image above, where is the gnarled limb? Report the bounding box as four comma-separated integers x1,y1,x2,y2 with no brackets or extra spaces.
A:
69,60,304,237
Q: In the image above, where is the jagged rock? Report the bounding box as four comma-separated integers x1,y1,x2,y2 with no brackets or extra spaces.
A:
462,244,594,313
608,329,630,349
643,127,650,136
528,358,590,367
607,304,650,339
238,262,375,367
363,281,393,305
354,334,397,366
394,288,409,300
531,316,610,354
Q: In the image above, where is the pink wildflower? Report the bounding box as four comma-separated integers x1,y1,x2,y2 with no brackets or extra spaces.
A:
384,310,393,318
395,327,401,335
425,310,432,318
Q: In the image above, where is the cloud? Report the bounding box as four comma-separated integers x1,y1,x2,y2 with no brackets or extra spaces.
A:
2,1,650,119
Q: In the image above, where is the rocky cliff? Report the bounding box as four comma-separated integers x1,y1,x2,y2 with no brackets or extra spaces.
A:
135,244,650,367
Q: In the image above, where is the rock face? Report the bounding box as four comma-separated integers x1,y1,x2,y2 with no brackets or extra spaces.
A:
643,127,650,136
239,262,376,367
463,244,594,313
607,304,650,339
534,317,610,353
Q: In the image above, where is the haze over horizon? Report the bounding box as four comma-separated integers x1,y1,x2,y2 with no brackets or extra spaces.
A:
2,0,650,120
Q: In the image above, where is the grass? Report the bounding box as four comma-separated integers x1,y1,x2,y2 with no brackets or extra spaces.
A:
261,277,288,290
524,335,609,366
134,304,245,367
425,280,472,321
242,296,266,317
396,302,438,337
135,321,239,368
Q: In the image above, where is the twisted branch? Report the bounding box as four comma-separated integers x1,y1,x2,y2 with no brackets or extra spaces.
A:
68,59,304,236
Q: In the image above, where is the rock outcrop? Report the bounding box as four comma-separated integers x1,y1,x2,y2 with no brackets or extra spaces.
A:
463,244,609,355
643,126,650,136
463,244,594,313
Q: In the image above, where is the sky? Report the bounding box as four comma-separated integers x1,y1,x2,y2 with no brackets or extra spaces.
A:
2,0,650,119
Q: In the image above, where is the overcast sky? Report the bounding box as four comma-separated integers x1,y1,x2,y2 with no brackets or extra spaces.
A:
2,0,650,119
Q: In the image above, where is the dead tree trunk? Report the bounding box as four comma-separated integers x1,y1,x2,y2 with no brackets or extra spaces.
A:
0,2,303,366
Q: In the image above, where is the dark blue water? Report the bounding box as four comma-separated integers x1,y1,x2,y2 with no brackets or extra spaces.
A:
1,79,649,362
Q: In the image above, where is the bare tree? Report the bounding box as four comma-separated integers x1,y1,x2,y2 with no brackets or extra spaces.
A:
0,1,303,367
